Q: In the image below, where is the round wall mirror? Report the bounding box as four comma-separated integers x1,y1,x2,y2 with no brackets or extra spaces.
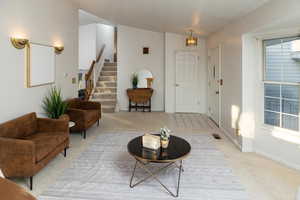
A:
137,69,153,88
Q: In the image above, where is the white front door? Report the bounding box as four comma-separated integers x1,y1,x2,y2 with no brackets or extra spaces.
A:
208,47,221,125
175,51,199,113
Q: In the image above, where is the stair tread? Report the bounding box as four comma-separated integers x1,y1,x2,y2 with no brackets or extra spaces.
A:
94,92,117,94
96,86,117,88
104,62,117,65
95,99,116,102
99,104,116,107
97,80,116,82
96,86,117,89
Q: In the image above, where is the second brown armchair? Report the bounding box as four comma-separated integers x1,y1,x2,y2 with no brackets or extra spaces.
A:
65,98,101,139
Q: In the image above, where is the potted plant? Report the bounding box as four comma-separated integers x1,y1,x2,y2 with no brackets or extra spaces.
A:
132,73,138,89
42,86,68,119
160,127,171,149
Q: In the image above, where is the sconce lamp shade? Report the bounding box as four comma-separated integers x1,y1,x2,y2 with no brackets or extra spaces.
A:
54,46,64,54
11,38,29,49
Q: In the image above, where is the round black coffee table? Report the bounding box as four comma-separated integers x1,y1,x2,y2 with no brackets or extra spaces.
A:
127,134,191,197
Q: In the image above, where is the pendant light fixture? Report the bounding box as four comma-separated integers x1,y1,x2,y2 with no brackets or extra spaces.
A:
186,30,198,47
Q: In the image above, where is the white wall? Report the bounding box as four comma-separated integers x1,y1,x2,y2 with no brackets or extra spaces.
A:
165,33,207,113
96,24,114,62
79,24,97,70
117,25,165,111
207,0,300,169
79,23,114,69
0,0,78,123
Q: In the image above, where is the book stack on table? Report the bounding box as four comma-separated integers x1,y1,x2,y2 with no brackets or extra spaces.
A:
142,134,161,159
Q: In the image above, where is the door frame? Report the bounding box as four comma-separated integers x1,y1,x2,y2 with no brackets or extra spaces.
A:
174,50,199,113
207,45,222,126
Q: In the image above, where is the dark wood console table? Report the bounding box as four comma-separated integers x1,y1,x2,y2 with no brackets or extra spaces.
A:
127,88,153,112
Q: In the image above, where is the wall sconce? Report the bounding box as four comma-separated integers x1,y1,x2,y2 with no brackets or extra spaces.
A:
11,37,29,49
11,37,64,54
54,46,64,54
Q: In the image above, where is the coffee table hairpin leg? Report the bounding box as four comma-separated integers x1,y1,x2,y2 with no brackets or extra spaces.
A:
129,159,183,198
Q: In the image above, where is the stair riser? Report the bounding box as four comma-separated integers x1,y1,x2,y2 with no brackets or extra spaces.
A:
95,88,117,93
102,107,115,113
104,63,117,67
99,76,116,81
101,71,117,76
102,66,117,71
100,101,116,106
97,82,117,87
93,94,117,99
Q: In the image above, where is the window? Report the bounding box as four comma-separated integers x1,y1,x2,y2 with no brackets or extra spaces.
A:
263,36,300,131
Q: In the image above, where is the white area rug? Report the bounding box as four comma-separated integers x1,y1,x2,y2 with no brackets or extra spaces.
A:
39,132,249,200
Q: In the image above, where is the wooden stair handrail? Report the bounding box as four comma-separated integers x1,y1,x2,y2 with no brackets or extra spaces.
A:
85,45,106,100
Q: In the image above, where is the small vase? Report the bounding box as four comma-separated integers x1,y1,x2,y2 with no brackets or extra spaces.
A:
161,139,169,149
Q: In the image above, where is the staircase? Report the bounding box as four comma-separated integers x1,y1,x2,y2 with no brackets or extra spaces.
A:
91,62,117,113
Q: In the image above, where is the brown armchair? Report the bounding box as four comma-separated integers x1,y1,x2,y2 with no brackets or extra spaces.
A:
65,98,101,139
0,177,37,200
0,113,69,190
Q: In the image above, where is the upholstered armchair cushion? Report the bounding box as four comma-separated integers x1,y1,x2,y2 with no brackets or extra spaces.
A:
78,101,101,110
0,113,37,139
37,115,69,133
0,178,37,200
23,132,68,162
0,137,35,177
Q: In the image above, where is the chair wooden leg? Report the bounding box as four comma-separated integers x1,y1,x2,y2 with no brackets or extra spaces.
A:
64,148,67,157
83,130,86,139
29,176,33,190
97,119,100,127
129,100,131,112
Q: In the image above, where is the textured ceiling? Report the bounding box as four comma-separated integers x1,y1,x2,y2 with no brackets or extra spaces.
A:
75,0,270,36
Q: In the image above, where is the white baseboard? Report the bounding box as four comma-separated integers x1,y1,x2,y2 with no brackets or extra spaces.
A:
219,126,242,150
255,148,300,171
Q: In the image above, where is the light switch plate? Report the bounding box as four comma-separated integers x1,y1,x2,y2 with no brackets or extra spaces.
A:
72,77,76,84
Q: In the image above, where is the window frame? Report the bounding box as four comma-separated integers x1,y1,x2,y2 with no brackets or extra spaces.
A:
262,36,300,132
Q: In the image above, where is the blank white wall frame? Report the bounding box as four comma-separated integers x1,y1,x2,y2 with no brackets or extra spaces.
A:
27,43,55,87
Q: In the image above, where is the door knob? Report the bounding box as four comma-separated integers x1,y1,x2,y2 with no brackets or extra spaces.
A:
216,91,219,94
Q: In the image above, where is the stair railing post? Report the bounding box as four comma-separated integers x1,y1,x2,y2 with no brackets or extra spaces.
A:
93,66,96,94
